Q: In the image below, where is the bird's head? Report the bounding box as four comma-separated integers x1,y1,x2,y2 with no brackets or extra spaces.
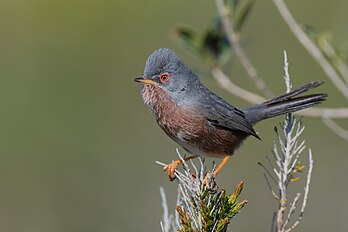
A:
134,48,201,107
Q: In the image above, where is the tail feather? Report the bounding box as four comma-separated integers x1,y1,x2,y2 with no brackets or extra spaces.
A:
243,81,327,124
264,81,324,105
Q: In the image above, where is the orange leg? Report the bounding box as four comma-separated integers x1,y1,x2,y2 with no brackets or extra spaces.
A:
204,155,232,185
163,155,198,181
213,155,231,177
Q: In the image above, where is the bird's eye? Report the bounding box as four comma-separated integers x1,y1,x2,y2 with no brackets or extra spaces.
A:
159,73,170,83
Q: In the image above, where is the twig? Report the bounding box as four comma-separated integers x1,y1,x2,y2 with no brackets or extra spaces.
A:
320,40,348,85
336,60,348,85
211,66,265,103
214,0,274,98
285,150,314,232
284,193,300,228
273,0,348,100
160,187,173,232
262,172,280,200
322,117,348,141
298,108,348,119
258,162,277,184
271,212,277,232
158,150,247,231
283,51,292,93
211,2,348,140
211,61,348,141
211,65,348,118
259,55,315,232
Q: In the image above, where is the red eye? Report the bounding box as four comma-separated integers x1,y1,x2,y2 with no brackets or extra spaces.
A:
159,73,170,83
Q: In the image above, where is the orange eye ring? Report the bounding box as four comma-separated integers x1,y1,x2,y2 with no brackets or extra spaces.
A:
159,73,170,83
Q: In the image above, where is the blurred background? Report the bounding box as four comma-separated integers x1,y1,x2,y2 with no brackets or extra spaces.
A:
0,0,347,231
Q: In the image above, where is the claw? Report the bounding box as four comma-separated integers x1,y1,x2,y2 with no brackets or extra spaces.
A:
163,160,181,181
203,172,212,187
203,172,217,191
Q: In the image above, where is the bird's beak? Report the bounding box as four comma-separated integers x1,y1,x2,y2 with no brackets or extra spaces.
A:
134,76,156,85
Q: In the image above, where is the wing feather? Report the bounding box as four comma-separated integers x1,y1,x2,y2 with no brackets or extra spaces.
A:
202,94,260,139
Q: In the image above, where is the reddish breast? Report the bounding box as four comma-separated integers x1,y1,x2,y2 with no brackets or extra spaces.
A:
141,84,247,157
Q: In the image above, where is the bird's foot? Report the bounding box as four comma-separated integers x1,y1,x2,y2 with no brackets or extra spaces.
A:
203,172,217,191
163,160,182,181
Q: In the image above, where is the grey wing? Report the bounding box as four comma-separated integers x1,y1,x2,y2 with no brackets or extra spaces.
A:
202,94,260,139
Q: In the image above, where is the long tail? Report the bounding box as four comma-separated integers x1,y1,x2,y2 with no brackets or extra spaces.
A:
243,81,327,125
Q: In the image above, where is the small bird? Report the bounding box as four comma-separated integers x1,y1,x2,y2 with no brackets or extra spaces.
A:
135,48,327,181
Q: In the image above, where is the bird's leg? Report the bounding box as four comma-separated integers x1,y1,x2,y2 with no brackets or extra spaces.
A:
204,155,232,185
163,155,198,181
213,155,232,177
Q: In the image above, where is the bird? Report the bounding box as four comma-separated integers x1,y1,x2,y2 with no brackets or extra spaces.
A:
134,48,327,181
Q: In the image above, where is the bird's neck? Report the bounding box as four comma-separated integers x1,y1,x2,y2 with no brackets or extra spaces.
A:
141,84,177,120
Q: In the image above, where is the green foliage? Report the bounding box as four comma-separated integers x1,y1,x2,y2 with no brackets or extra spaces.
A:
176,181,247,232
173,23,231,66
226,0,256,32
288,161,305,182
172,0,255,66
304,25,348,75
173,26,201,57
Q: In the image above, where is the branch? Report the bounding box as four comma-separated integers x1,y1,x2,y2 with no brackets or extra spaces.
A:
286,150,314,232
212,0,348,141
297,108,348,119
273,0,348,100
260,54,314,232
214,0,274,98
160,187,174,232
320,39,348,85
210,65,348,119
158,150,247,232
284,193,300,228
211,66,265,103
322,117,348,141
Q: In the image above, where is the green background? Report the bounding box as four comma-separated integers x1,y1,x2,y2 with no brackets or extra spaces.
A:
0,0,347,231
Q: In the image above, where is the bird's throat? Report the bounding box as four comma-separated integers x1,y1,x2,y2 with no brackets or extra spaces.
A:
141,84,174,119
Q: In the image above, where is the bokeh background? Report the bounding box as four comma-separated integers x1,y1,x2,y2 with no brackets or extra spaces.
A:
0,0,347,231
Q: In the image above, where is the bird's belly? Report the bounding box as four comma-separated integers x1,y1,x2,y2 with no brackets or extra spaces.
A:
156,113,206,155
149,91,248,157
158,115,246,158
173,131,243,158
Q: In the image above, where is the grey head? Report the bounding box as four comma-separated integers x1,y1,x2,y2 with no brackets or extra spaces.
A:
141,48,203,102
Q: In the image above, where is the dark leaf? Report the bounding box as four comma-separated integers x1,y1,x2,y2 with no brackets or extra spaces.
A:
173,26,200,56
232,0,256,32
201,21,232,66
